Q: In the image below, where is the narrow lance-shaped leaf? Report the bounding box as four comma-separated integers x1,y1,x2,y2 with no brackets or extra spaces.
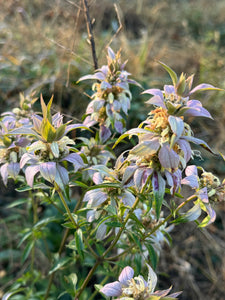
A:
40,118,56,142
158,61,178,87
152,171,166,219
46,95,54,121
113,128,152,148
75,228,84,260
40,94,47,120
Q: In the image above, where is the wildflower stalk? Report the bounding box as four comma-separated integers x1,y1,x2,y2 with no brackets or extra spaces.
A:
144,194,198,240
75,194,141,299
56,186,98,258
88,265,118,300
44,187,99,300
56,187,78,228
44,192,84,300
30,191,38,275
106,194,198,261
103,195,140,257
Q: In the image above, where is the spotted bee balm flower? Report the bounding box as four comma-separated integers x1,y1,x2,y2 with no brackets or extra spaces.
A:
181,165,225,226
0,118,30,185
78,47,141,142
143,61,222,119
1,92,38,127
113,63,219,218
11,95,87,190
100,264,182,299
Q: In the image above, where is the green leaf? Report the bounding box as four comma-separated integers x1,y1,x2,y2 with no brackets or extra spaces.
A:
105,221,122,228
55,124,67,140
153,172,165,220
40,94,47,119
69,181,89,189
40,118,56,142
7,198,27,208
18,230,32,247
15,183,50,192
87,182,121,190
104,205,117,216
112,128,150,149
33,216,58,229
49,257,71,275
62,221,75,229
66,273,77,293
158,61,178,86
128,232,142,252
75,228,84,260
46,95,54,121
154,191,163,221
129,212,145,229
144,243,158,270
22,240,35,263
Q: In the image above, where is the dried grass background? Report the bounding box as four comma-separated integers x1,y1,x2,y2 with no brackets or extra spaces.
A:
1,0,225,299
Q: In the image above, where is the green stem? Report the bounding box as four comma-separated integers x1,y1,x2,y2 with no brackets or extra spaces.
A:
103,195,140,257
57,188,78,228
30,191,38,275
75,259,101,300
144,194,197,240
75,194,141,299
106,194,198,261
88,265,118,300
44,189,90,300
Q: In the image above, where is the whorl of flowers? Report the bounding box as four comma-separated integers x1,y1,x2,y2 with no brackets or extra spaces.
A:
113,63,220,219
1,92,38,126
0,118,30,185
143,61,222,118
78,47,140,142
181,165,225,226
100,264,182,299
11,95,87,190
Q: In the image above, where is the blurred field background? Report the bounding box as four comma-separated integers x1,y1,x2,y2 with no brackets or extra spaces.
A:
1,0,225,299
